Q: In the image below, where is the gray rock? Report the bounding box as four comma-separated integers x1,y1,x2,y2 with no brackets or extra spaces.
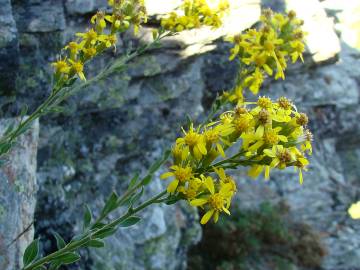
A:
0,0,19,95
65,0,108,15
13,0,66,33
0,118,39,270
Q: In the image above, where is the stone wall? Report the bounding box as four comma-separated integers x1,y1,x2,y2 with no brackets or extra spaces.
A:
0,0,360,269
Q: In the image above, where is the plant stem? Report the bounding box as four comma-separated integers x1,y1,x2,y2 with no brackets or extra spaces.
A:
23,190,168,270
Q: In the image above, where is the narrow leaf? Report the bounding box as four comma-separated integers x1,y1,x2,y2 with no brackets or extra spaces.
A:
128,173,139,190
91,222,106,230
53,252,80,265
53,232,66,250
93,227,117,239
129,187,144,206
20,104,28,118
88,239,105,248
83,204,92,230
101,192,119,217
119,216,141,227
49,261,62,270
141,174,153,186
23,238,39,266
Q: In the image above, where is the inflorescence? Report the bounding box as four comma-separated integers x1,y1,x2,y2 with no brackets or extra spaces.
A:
52,0,147,85
224,9,305,102
162,95,312,224
161,0,230,32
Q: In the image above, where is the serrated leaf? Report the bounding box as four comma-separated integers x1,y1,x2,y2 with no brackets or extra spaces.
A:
119,216,141,227
83,204,92,230
101,192,119,217
93,227,117,239
23,238,39,266
53,232,66,250
88,239,105,248
53,252,80,265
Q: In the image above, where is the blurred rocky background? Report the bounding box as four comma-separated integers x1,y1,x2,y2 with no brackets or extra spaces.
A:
1,0,360,269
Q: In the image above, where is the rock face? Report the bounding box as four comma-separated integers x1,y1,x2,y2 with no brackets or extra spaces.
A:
0,119,39,270
0,0,360,270
0,0,19,95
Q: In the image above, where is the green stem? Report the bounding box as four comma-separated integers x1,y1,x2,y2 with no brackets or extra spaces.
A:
0,31,172,158
23,190,168,270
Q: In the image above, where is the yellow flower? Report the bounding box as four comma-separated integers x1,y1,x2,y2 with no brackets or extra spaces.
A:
77,29,99,46
348,202,360,219
244,68,264,95
190,176,233,224
178,177,204,199
65,42,82,59
214,167,237,195
161,165,193,193
91,11,107,31
177,124,207,160
52,60,70,75
69,60,86,81
264,145,295,169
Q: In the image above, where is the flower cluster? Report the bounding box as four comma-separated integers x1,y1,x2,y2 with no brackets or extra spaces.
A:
161,95,312,224
161,0,230,32
225,9,305,101
52,0,147,84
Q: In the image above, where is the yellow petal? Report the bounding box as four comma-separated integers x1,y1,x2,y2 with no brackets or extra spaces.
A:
160,172,174,179
349,202,360,219
204,176,215,194
167,179,179,193
265,166,270,180
222,207,231,215
264,149,276,158
197,142,207,155
216,143,226,158
213,211,219,223
201,209,215,224
190,198,208,207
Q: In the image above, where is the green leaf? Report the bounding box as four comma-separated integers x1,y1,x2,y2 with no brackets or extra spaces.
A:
19,104,28,118
53,232,66,250
149,150,171,174
4,122,15,136
23,238,39,266
165,194,181,205
93,227,117,239
128,173,140,190
49,261,62,270
91,222,106,230
119,216,141,227
33,266,47,270
88,239,105,248
0,143,12,155
141,174,153,186
101,192,119,217
83,204,92,230
129,187,144,206
53,252,80,265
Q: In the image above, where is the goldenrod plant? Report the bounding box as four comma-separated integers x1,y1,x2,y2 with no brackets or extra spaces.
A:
6,1,312,269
